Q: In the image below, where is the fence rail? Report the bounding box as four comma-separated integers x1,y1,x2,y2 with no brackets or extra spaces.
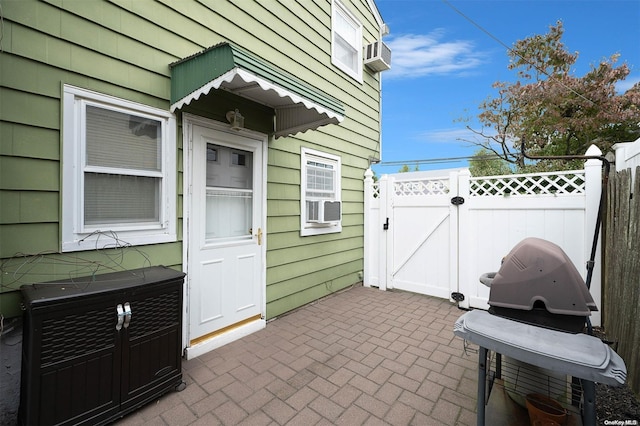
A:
604,165,640,397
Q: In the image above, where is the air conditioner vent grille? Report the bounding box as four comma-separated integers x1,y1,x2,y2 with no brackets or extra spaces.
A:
323,201,341,222
364,41,391,72
308,200,341,223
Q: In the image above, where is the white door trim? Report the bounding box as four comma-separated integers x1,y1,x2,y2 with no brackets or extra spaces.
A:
181,113,268,358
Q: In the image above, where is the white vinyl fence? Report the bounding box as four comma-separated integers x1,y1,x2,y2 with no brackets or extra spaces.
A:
613,138,640,185
364,145,604,326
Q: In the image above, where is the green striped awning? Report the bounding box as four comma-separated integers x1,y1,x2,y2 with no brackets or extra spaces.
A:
170,42,345,138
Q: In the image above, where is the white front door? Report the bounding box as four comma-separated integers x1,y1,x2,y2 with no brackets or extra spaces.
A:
185,118,266,359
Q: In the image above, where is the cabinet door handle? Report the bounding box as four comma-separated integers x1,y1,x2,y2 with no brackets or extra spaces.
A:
123,302,132,329
116,304,125,331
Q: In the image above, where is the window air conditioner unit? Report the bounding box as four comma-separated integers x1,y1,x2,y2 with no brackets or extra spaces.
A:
308,200,342,224
364,41,391,72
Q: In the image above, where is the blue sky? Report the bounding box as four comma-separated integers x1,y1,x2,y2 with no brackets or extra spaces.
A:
373,0,640,174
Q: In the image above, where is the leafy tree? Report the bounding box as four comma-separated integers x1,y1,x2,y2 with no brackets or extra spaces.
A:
469,148,513,176
462,21,640,172
398,164,420,172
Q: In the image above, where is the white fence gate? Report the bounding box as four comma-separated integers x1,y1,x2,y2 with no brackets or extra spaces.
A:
364,145,604,326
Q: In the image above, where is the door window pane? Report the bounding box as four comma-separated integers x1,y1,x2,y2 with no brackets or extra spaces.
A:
205,189,252,240
205,144,253,241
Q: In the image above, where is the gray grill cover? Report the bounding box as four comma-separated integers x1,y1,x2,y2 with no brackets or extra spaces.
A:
489,237,597,316
454,310,626,386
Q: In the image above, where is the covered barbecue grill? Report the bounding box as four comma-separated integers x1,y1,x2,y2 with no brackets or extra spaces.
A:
483,237,597,333
455,237,627,426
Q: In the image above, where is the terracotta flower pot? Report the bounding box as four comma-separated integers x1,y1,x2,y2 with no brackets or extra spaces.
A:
525,393,568,426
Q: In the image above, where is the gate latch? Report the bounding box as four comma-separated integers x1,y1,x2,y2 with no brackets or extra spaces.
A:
451,292,465,302
451,196,465,205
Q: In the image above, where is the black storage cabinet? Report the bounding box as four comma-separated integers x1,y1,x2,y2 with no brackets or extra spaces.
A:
19,266,186,426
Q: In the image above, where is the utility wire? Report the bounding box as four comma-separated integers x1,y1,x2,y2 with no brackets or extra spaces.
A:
441,0,597,106
377,154,504,167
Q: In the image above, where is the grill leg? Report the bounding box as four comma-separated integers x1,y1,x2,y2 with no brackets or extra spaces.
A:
581,379,595,426
477,347,488,426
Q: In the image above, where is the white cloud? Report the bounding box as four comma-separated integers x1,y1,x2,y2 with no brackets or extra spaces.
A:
384,30,486,79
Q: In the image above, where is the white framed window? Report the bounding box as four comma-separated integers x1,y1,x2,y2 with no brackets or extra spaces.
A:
301,148,342,236
331,0,363,82
62,85,177,252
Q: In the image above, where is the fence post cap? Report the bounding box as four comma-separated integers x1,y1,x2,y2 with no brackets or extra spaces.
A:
585,144,603,156
364,168,374,179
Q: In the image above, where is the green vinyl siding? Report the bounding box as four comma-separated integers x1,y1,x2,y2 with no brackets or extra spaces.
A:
0,157,59,191
0,223,59,258
267,257,363,302
0,0,187,316
0,88,60,129
0,0,384,321
265,132,371,318
267,226,362,253
0,122,60,160
0,191,58,224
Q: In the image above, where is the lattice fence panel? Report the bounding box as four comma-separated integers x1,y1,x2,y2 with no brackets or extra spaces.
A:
393,179,450,196
470,170,586,197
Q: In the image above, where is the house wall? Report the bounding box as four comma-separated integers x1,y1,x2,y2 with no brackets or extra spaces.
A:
0,0,383,319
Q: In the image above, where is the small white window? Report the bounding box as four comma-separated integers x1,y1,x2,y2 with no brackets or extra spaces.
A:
331,0,363,82
301,148,342,236
62,85,177,251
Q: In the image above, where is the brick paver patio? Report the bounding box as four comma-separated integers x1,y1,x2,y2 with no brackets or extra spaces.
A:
116,284,479,425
